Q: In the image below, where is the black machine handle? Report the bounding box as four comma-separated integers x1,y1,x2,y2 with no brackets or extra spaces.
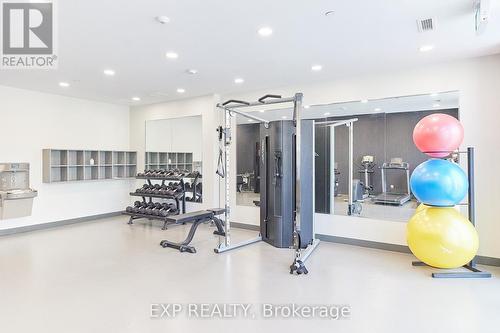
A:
258,94,282,103
221,99,250,107
273,151,282,185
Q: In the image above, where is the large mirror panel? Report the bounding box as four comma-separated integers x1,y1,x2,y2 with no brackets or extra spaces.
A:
313,91,460,222
145,116,203,203
234,91,460,224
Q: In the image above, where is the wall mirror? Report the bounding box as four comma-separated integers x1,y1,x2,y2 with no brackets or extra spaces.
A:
234,91,460,223
145,116,203,203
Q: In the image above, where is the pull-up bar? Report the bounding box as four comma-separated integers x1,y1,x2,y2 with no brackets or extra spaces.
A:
217,95,298,129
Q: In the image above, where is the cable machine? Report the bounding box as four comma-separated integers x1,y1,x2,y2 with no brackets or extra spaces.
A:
214,93,319,275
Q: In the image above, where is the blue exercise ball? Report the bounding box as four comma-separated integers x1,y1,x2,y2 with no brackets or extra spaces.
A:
410,159,468,207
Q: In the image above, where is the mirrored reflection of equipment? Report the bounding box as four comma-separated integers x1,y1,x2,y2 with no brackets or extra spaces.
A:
333,162,340,197
373,158,411,206
358,155,375,198
237,172,255,192
0,163,38,220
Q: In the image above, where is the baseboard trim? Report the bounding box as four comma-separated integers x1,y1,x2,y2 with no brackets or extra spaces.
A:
317,234,500,267
0,212,122,237
317,234,412,254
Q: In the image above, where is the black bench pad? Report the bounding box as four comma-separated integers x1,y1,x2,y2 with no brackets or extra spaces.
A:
165,210,213,224
208,208,225,215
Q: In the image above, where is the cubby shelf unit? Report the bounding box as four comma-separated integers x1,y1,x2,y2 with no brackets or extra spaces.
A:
145,152,200,172
43,149,137,183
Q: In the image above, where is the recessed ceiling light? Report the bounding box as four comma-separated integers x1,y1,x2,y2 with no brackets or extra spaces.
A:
131,97,141,101
186,69,198,75
374,108,382,112
281,116,287,119
304,105,311,109
176,88,185,93
433,103,441,108
311,65,323,71
257,26,273,37
419,45,434,52
259,110,265,113
103,69,115,76
361,99,368,103
248,119,253,122
59,82,70,87
166,52,179,59
234,78,244,84
155,16,170,24
324,112,331,116
325,10,335,16
430,93,439,97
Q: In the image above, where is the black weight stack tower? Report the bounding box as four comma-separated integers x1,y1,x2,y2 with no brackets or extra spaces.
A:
260,120,314,248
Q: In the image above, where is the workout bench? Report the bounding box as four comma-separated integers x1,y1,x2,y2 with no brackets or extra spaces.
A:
159,208,226,253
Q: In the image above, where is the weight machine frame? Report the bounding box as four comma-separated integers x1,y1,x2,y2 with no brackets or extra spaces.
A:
412,147,491,278
214,93,319,275
315,118,359,216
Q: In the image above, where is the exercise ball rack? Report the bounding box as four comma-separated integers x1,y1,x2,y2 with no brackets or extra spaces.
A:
412,147,492,279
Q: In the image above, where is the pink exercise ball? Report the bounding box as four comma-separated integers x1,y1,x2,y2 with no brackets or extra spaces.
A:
413,113,464,157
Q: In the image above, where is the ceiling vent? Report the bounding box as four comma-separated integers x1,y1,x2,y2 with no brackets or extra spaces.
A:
417,17,435,32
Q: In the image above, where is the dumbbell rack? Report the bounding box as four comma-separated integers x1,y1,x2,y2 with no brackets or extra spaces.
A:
185,173,202,203
123,175,187,230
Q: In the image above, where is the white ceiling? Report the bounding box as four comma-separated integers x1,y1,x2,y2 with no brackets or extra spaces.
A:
235,91,460,124
0,0,499,105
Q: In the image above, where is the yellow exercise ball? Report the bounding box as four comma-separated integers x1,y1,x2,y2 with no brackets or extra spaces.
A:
407,207,479,269
414,203,430,214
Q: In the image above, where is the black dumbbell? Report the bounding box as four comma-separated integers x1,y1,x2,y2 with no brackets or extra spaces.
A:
158,203,177,217
152,184,162,194
150,202,164,216
126,201,143,213
135,184,148,194
144,202,157,215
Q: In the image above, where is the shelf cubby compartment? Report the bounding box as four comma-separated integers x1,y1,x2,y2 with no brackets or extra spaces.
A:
67,166,84,182
148,152,159,165
113,151,126,165
50,166,68,182
177,153,186,164
84,166,99,180
113,165,125,178
67,150,79,166
159,153,169,165
99,166,113,179
186,153,193,164
126,152,137,165
100,151,113,165
50,150,68,166
168,153,177,165
126,166,137,178
85,151,99,166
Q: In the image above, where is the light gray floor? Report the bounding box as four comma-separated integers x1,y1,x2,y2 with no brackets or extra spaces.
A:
334,194,418,222
1,216,499,333
236,191,260,206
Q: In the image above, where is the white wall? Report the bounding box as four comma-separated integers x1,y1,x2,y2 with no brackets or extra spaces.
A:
220,54,500,259
0,85,131,230
129,95,221,210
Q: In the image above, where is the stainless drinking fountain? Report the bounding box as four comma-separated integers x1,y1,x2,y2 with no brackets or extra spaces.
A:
0,163,38,220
